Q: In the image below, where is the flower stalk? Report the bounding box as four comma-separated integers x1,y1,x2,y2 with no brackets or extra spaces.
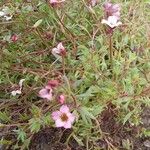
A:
109,33,113,70
62,55,66,75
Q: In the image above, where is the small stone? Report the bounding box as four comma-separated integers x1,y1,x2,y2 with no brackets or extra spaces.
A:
144,140,150,148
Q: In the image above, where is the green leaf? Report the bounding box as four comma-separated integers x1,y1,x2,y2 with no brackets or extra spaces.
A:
90,105,104,117
33,19,43,28
0,138,12,145
142,128,150,137
78,86,100,99
79,107,96,125
123,111,133,125
42,113,52,126
14,129,27,142
144,0,150,3
73,134,84,146
0,111,11,123
21,137,32,150
30,105,41,118
128,52,137,62
29,118,41,133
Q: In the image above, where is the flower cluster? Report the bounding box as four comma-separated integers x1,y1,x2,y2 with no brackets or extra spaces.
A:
11,78,75,129
39,80,59,101
101,2,122,28
39,80,75,129
9,2,122,131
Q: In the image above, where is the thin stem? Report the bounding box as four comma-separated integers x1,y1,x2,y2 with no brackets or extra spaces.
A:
35,28,50,48
50,5,75,38
0,123,27,127
62,56,65,75
63,76,77,107
109,35,113,70
48,4,78,57
71,94,77,107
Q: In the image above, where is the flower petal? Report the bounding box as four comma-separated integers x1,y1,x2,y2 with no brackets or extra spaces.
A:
116,21,122,26
60,105,69,113
50,0,58,4
67,113,75,123
58,94,65,104
4,15,12,21
108,16,117,24
101,16,121,28
52,48,60,54
112,4,121,12
55,118,65,127
0,11,5,17
52,111,61,120
57,42,64,50
39,88,52,100
45,85,52,90
19,79,25,89
11,90,22,96
101,19,108,24
52,48,61,60
48,80,59,88
63,121,72,129
39,88,48,96
91,0,97,7
103,2,112,10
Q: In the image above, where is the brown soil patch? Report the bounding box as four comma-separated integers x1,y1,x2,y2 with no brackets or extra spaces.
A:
97,105,150,150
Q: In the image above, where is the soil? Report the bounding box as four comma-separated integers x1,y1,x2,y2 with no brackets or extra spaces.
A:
29,128,85,150
97,105,150,150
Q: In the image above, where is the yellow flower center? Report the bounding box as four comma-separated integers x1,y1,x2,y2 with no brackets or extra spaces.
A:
60,113,68,122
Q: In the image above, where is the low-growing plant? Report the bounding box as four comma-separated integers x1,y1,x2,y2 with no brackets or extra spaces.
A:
0,0,150,149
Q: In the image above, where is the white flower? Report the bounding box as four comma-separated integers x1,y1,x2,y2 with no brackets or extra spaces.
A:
0,6,13,21
11,79,25,96
4,15,12,21
52,42,66,60
52,42,65,54
101,16,122,28
0,11,5,17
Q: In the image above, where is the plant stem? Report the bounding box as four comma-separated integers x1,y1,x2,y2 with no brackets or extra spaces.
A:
63,76,77,107
109,35,113,70
35,28,50,48
62,56,65,75
48,4,77,57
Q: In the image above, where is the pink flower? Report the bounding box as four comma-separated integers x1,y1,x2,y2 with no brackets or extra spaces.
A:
49,0,65,6
52,42,66,58
52,105,75,129
58,94,65,104
39,84,53,101
103,2,121,19
11,34,18,42
48,80,59,88
90,0,98,7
